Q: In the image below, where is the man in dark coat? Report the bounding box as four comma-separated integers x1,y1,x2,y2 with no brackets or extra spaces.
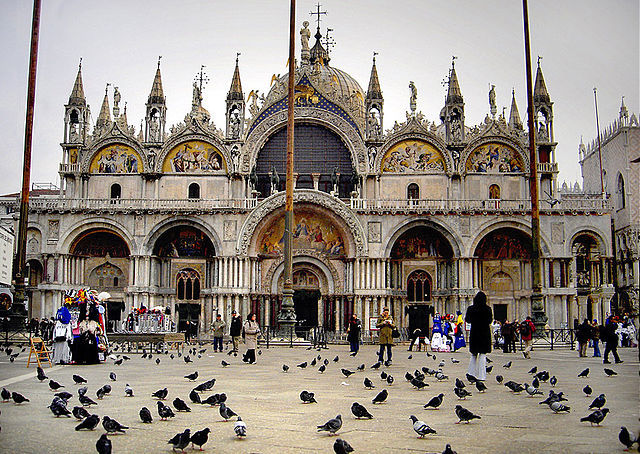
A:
576,319,592,357
465,291,492,380
229,311,242,356
602,321,623,364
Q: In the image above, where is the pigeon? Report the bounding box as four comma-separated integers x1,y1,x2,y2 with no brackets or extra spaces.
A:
442,444,458,454
451,357,460,364
333,438,354,454
455,378,466,389
532,377,540,389
475,381,487,393
168,429,191,452
525,383,543,397
411,378,429,389
317,414,342,434
435,372,448,381
386,375,394,385
191,427,211,449
55,390,73,400
297,362,308,369
465,373,478,384
410,415,436,437
201,394,220,406
219,403,237,421
408,355,413,360
11,391,29,404
282,364,289,372
549,376,557,387
102,415,128,434
125,384,134,397
618,426,638,450
505,381,525,393
341,369,355,378
152,388,168,399
157,401,175,420
96,434,112,454
485,365,493,374
357,364,365,371
548,401,571,413
603,368,617,377
311,358,317,366
155,358,161,365
184,356,192,363
75,414,100,430
363,377,375,389
318,365,326,373
588,394,606,409
189,389,201,404
528,366,538,374
48,398,71,417
173,397,191,412
113,358,123,366
300,390,317,404
49,380,64,391
333,356,339,362
496,375,503,384
96,387,106,400
439,360,446,368
351,402,373,419
405,372,414,381
72,406,90,420
454,387,472,400
583,385,593,396
370,362,381,370
380,371,388,380
36,366,48,382
580,408,610,426
78,386,88,397
323,359,329,366
101,384,112,395
372,389,388,404
503,361,512,368
424,393,444,409
139,406,153,423
234,417,247,438
184,371,199,381
455,405,481,423
536,371,550,382
1,388,10,401
578,368,590,378
108,372,116,382
79,394,97,406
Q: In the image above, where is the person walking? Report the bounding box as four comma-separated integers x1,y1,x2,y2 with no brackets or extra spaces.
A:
602,320,623,364
184,320,192,343
519,316,535,359
376,307,395,366
408,328,423,352
501,320,514,353
465,291,492,381
591,319,601,357
52,305,73,365
347,314,361,356
576,319,591,357
242,313,261,364
211,313,226,353
229,311,242,356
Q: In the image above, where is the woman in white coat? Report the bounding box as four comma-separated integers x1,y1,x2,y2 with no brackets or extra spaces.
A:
52,305,73,364
242,313,261,364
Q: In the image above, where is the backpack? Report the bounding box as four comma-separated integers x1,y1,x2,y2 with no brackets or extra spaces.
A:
520,321,531,337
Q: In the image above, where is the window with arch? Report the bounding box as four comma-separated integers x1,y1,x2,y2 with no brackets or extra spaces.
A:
407,183,420,200
617,174,625,209
110,183,121,200
176,269,201,300
489,184,500,199
407,270,432,302
188,182,200,199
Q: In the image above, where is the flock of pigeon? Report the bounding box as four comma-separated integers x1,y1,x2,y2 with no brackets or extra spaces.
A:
0,341,637,453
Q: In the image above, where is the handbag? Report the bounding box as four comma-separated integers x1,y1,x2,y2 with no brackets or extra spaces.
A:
392,327,400,338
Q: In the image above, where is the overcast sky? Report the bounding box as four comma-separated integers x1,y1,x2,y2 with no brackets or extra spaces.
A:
1,0,637,194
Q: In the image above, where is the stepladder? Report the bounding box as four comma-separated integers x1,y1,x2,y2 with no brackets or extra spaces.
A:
26,337,52,368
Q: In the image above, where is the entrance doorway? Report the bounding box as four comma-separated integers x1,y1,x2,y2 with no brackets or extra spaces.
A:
106,301,124,333
293,289,320,335
493,304,507,322
177,303,201,337
407,304,431,336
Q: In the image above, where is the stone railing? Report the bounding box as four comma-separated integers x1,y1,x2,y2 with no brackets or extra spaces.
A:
29,197,259,212
537,162,558,173
59,163,81,173
349,197,610,213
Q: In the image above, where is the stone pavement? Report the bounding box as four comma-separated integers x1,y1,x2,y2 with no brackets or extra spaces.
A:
0,342,637,454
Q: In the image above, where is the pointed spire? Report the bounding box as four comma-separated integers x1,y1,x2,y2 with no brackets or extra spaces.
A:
148,56,165,105
366,52,382,99
508,89,522,129
68,58,86,106
309,27,330,66
619,95,629,122
227,53,243,100
96,84,111,129
533,58,550,103
446,59,463,104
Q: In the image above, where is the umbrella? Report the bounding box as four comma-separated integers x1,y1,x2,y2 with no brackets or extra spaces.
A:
97,292,112,302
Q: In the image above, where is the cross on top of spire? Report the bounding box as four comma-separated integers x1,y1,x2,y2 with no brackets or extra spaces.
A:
194,65,210,93
310,2,327,32
157,55,162,69
323,28,335,54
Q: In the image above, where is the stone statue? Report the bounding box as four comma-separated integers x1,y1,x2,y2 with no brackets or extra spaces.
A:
300,21,311,53
231,146,241,173
409,81,417,115
229,110,241,138
489,84,496,116
69,123,80,142
450,117,462,142
350,172,360,195
368,111,380,137
368,147,377,171
148,151,156,170
247,90,260,117
192,82,202,109
249,166,258,191
331,165,339,193
113,86,121,117
537,122,548,141
149,116,159,141
270,165,280,194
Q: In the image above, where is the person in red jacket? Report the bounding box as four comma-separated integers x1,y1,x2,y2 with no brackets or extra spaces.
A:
520,316,536,359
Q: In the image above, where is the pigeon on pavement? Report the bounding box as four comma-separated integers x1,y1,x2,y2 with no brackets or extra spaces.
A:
72,374,86,385
442,444,457,454
78,386,88,397
282,364,289,372
549,376,557,387
578,368,590,378
191,427,211,448
333,438,354,454
454,387,472,399
351,402,373,419
528,366,538,374
364,377,375,389
189,389,201,404
72,406,90,420
1,388,10,401
372,389,388,404
410,415,436,437
411,378,429,389
157,401,175,420
455,405,481,424
184,371,198,381
219,402,237,421
173,397,191,412
455,378,466,388
548,401,571,413
168,429,191,452
139,406,153,423
495,375,503,384
603,368,617,377
297,362,308,369
49,380,64,391
37,367,48,382
300,390,317,403
234,417,247,437
475,381,487,393
152,388,168,400
583,385,593,396
109,372,116,381
96,433,112,454
75,414,100,431
424,393,444,410
580,408,610,426
503,361,512,368
525,383,543,397
317,414,342,434
102,415,128,434
318,364,326,373
48,398,71,417
125,384,134,397
618,426,638,450
588,394,606,409
79,394,97,406
341,369,355,378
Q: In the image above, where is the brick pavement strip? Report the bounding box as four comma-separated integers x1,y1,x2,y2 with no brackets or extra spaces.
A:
0,344,637,454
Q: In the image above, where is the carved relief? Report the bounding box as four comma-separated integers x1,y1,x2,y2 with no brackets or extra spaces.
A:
367,221,382,243
262,249,343,294
223,220,237,242
48,220,59,239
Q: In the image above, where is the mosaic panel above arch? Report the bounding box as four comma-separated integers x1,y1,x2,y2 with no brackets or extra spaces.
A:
380,140,445,173
89,144,142,174
475,227,532,260
465,142,524,174
258,207,347,259
162,140,226,173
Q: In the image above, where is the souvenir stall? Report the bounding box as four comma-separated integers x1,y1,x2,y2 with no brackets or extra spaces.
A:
64,288,110,363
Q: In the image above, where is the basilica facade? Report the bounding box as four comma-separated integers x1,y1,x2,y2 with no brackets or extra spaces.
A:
20,24,619,335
